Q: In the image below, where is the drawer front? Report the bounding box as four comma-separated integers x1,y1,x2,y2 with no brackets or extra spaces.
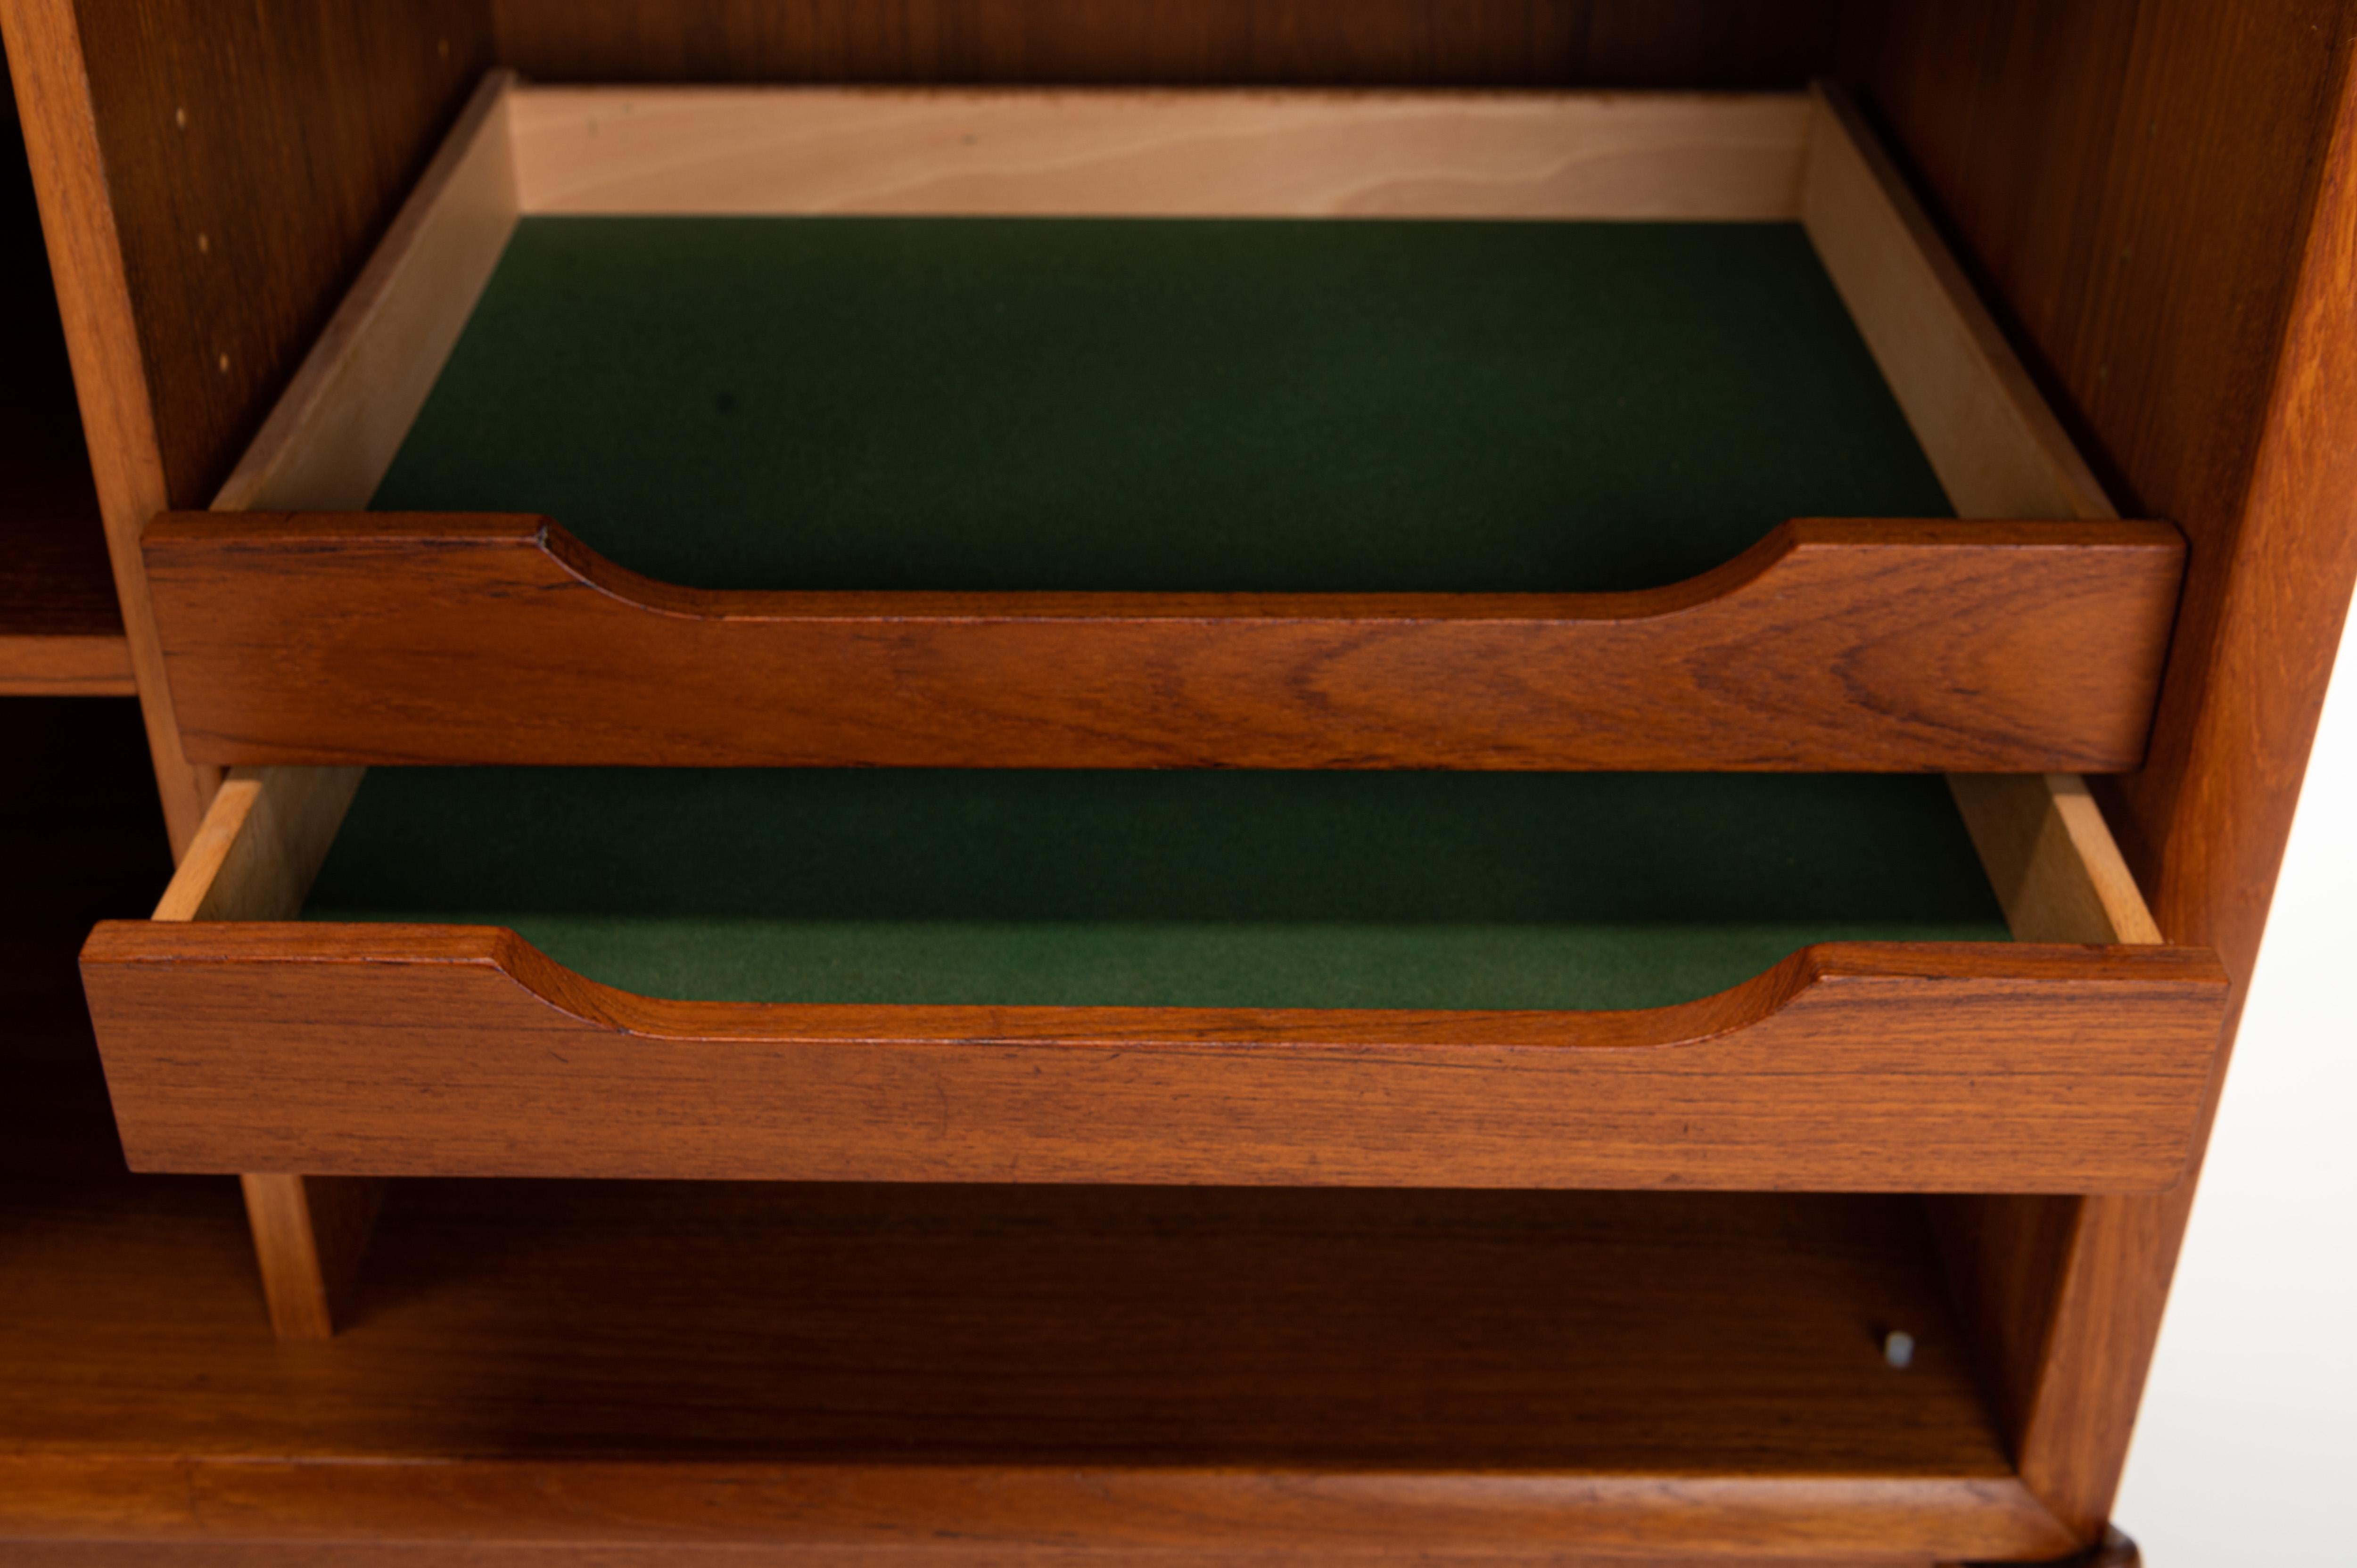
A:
80,767,2227,1193
147,512,2184,772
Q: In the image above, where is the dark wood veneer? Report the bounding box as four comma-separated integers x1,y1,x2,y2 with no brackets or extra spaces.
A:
488,0,1871,91
0,57,126,692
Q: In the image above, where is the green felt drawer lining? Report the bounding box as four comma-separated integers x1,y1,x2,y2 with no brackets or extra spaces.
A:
343,219,1988,1010
302,770,2010,1011
370,217,1952,593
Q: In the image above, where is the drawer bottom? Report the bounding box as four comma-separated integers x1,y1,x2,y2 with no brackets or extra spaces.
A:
301,767,2014,1010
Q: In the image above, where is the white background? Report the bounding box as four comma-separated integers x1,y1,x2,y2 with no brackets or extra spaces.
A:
2114,606,2357,1560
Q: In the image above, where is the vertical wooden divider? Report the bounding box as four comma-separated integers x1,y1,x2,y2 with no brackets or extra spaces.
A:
1857,1,2357,1534
0,0,218,849
1938,775,2168,1505
1804,81,2203,1547
197,69,517,1337
2003,28,2357,1536
235,1175,385,1339
150,766,368,1335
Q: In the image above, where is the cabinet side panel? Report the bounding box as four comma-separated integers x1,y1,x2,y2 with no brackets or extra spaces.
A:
1868,0,2357,1535
68,0,492,509
2,0,215,847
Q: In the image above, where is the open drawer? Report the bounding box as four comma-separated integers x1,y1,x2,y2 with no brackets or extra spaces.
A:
142,75,2182,773
82,763,2225,1192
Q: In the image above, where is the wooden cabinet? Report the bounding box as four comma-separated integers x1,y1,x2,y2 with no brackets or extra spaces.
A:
6,1,2354,1560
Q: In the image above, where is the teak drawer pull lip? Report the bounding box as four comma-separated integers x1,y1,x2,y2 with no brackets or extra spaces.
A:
79,918,2230,1191
81,918,2228,1048
149,510,2184,624
142,510,2186,772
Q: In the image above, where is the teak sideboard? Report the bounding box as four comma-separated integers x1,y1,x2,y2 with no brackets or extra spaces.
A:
5,3,2356,1565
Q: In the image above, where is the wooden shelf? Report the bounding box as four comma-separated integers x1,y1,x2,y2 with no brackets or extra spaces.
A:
2,1101,2017,1472
0,512,128,694
0,64,127,697
0,704,2085,1559
0,1136,2078,1558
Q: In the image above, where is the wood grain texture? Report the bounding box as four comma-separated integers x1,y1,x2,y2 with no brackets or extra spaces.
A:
1802,84,2113,523
223,82,1814,527
213,72,518,514
148,765,362,923
188,82,2161,778
3,0,490,832
2005,36,2357,1534
1947,773,2164,947
1868,0,2357,1536
0,806,2078,1563
81,919,2225,1191
1929,772,2164,1506
59,0,490,512
141,764,368,1338
233,1173,382,1340
1871,0,2357,977
0,628,131,694
0,493,122,691
0,1153,2070,1559
508,84,1810,218
8,726,2070,1562
0,706,2046,1561
0,1461,2074,1563
145,512,2185,772
488,0,1873,92
0,509,132,690
1,0,215,846
1924,1192,2084,1498
0,60,127,694
6,739,2045,1565
8,3,2333,1549
0,501,120,678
